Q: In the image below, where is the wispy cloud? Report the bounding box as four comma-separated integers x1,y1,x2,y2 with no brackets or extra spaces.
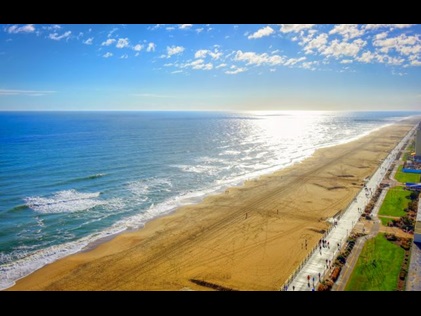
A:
248,26,274,39
83,37,93,45
107,28,118,38
194,49,222,60
284,56,306,66
279,24,314,33
101,38,116,46
7,24,35,34
116,38,130,48
225,67,247,75
103,52,113,58
179,24,193,30
147,42,156,52
166,45,185,57
234,50,284,66
147,24,164,31
182,59,213,70
321,38,366,58
329,24,364,41
42,25,61,31
0,89,55,96
48,31,71,41
133,44,143,51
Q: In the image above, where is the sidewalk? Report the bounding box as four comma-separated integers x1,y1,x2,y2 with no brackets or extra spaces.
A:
283,125,416,291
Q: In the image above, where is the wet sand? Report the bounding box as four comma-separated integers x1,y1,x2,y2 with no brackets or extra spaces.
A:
8,118,419,291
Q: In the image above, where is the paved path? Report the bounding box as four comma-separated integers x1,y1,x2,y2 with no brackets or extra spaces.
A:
283,125,416,291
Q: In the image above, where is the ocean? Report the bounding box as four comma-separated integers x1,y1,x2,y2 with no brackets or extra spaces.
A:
0,110,419,289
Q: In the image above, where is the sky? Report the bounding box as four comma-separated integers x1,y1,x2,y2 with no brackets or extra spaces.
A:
0,23,421,111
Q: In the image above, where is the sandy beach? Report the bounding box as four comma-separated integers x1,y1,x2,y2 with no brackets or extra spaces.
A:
8,118,419,291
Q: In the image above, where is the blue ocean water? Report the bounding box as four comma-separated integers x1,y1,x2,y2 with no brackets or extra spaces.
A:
0,110,419,289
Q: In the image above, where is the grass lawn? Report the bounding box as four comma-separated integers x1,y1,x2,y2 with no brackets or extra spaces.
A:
378,186,410,217
345,234,404,291
379,216,395,226
394,165,421,183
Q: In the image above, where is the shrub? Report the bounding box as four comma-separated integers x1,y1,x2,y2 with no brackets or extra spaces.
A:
330,267,341,282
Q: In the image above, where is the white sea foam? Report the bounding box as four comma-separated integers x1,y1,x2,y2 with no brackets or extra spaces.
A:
24,189,105,214
171,164,219,175
126,178,172,197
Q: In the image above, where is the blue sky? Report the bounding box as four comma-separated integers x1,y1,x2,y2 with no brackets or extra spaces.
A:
1,23,421,111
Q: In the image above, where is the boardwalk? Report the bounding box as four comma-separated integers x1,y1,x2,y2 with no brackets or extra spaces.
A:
283,125,416,291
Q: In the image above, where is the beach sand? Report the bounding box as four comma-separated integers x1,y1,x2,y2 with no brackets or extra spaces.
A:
8,119,419,291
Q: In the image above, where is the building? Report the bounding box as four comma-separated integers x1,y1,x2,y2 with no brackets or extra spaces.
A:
416,124,421,157
415,200,421,243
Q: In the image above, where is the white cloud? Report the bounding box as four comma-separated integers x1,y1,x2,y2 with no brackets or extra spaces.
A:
196,28,204,33
329,24,364,40
356,51,375,63
303,33,329,54
167,45,185,57
234,50,284,66
7,24,35,34
0,89,55,96
42,25,61,31
248,26,274,39
364,24,414,31
179,24,193,29
209,51,222,60
284,56,306,66
375,32,389,40
393,24,414,29
103,52,113,58
364,24,388,30
48,31,71,41
373,34,420,55
147,42,156,52
411,60,421,66
321,38,366,58
133,44,143,51
116,38,129,48
166,27,175,31
83,37,93,45
216,63,227,69
101,38,116,46
340,59,353,64
108,28,118,38
195,49,208,59
225,67,247,75
183,59,213,70
120,54,128,59
194,49,222,60
171,70,183,74
279,24,314,33
301,61,317,70
148,24,164,30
